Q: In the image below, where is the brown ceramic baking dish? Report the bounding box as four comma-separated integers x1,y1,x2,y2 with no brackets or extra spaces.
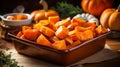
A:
8,30,110,66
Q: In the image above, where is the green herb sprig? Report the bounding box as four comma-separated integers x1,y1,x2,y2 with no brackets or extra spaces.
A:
51,2,84,18
0,46,23,67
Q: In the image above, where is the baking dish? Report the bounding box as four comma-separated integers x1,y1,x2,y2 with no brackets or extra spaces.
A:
8,30,110,66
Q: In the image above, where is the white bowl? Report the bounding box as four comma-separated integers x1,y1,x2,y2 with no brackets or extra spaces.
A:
1,13,32,26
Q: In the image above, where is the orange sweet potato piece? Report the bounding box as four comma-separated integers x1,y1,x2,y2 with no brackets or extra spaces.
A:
83,23,96,31
67,22,79,30
15,14,28,20
55,17,71,28
20,35,25,39
24,29,40,41
40,26,55,37
52,40,67,50
33,23,42,30
36,34,52,47
22,26,32,33
95,25,108,35
73,40,81,46
71,18,86,26
80,30,94,41
49,36,59,43
48,16,60,24
55,26,69,39
67,40,81,49
75,26,89,32
68,29,81,40
48,21,57,31
64,36,73,45
16,31,23,37
38,20,49,26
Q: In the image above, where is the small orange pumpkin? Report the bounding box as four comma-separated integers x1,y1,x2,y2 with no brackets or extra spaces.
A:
31,0,59,22
100,5,120,31
81,0,114,16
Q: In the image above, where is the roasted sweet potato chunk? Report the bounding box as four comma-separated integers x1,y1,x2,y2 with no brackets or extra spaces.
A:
36,34,52,47
55,17,71,28
52,40,67,50
95,25,108,35
55,26,69,39
24,29,40,41
40,26,55,37
48,16,60,24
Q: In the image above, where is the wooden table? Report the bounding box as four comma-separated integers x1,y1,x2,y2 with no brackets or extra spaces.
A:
83,39,120,67
0,38,120,67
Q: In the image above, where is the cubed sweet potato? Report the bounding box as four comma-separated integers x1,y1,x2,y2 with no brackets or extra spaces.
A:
68,29,81,40
36,34,52,47
38,20,50,26
67,40,81,49
49,36,59,43
95,25,108,35
23,29,41,41
48,21,57,31
64,36,73,45
33,23,42,30
48,16,60,24
55,17,71,28
15,14,28,20
83,23,96,31
40,26,55,37
71,18,86,26
55,26,69,39
67,22,79,30
22,26,32,33
79,30,94,41
75,26,89,32
16,31,23,37
52,40,67,50
20,35,25,39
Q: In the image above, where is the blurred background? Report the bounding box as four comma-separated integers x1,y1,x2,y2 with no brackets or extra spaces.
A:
0,0,120,14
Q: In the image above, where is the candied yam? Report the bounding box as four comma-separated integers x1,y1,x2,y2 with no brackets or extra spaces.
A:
48,16,60,24
52,40,67,50
95,25,108,35
68,29,81,40
55,17,71,28
71,18,86,26
36,34,52,47
55,26,69,39
80,30,94,41
24,29,40,41
40,26,55,37
16,31,23,37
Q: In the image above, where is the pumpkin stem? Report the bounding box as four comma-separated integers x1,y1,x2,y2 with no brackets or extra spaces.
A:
39,0,48,11
117,4,120,12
